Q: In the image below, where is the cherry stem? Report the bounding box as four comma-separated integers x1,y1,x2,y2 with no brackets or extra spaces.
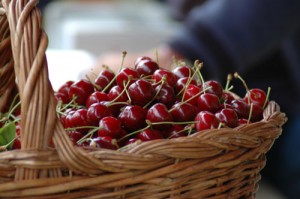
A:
108,76,132,105
155,48,159,65
119,51,127,73
263,87,271,109
76,126,100,145
176,66,198,97
177,85,212,107
247,103,253,124
225,74,233,91
118,124,151,142
143,75,167,109
195,62,205,92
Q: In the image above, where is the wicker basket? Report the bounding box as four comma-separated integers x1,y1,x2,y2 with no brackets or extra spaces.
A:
0,1,288,198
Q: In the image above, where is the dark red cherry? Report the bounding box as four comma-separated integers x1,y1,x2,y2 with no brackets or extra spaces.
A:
169,102,197,122
118,105,147,131
194,111,219,131
67,130,84,145
197,93,221,113
155,84,176,108
172,65,192,79
67,108,91,134
136,129,163,141
146,103,173,130
55,92,70,104
128,79,155,107
12,137,21,149
135,59,159,76
57,80,74,96
116,68,139,88
215,108,238,128
98,116,122,138
86,91,109,108
87,103,112,126
249,103,263,122
221,91,235,104
94,69,116,92
68,79,94,105
182,84,202,106
134,56,152,67
244,88,267,108
230,99,250,119
175,77,197,94
90,136,118,150
203,80,223,98
152,68,177,87
162,124,187,138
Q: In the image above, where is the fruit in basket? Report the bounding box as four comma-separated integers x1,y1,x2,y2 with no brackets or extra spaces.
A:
2,56,270,151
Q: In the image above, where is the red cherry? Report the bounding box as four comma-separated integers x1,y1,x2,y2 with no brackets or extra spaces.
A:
194,111,219,131
90,136,118,150
162,124,187,138
94,69,116,92
175,77,197,94
118,105,147,131
67,130,84,145
12,137,21,149
244,88,267,108
98,116,122,138
134,56,152,67
172,65,192,79
135,59,159,76
215,108,238,128
182,84,202,106
169,102,197,122
249,103,263,122
87,103,112,126
152,68,177,87
86,91,109,108
238,118,249,125
221,91,235,104
230,99,250,119
67,108,91,134
136,129,163,141
68,79,94,105
116,68,139,88
197,93,221,113
57,80,74,96
128,79,155,107
146,103,173,130
203,80,223,98
155,84,176,109
54,92,70,104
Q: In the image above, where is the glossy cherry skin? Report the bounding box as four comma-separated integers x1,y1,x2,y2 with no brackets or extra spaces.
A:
118,105,147,131
116,68,139,88
94,69,116,92
162,124,187,138
203,80,223,99
128,79,155,107
68,79,94,106
175,77,197,94
107,85,129,116
169,102,197,122
67,108,91,134
230,99,250,119
194,111,220,131
152,68,177,87
55,92,70,104
172,65,193,79
87,103,112,126
221,91,236,104
136,129,163,141
249,103,263,122
86,91,109,108
57,80,74,96
182,84,202,106
134,56,152,67
215,108,238,128
155,84,176,109
146,103,173,130
135,59,159,76
89,136,118,150
244,88,267,108
98,116,122,138
197,93,221,113
67,130,84,145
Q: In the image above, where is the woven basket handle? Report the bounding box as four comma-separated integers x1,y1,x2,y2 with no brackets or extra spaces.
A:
0,0,110,179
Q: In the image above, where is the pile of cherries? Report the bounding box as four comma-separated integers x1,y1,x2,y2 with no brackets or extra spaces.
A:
54,55,269,150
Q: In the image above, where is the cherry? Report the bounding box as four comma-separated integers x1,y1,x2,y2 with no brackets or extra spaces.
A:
118,105,147,131
67,108,91,134
87,103,112,126
128,79,155,107
94,69,116,92
194,111,219,131
244,88,267,108
152,68,177,87
172,65,192,79
238,118,249,125
135,59,159,76
182,84,202,106
136,129,163,141
68,79,94,106
215,108,238,128
249,103,263,122
146,103,173,130
55,92,70,104
86,91,109,108
116,68,139,88
169,102,197,122
67,130,84,145
230,99,250,119
134,56,152,67
175,77,197,94
107,85,129,116
203,80,223,99
221,91,235,104
12,137,21,149
197,93,221,113
155,84,176,108
90,136,118,150
57,80,74,97
98,116,122,138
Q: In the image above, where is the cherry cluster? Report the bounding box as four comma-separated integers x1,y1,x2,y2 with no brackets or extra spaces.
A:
54,55,269,150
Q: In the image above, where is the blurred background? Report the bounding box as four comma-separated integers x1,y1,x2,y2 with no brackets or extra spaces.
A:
40,1,286,198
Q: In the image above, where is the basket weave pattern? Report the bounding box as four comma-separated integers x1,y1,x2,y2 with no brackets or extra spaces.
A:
0,1,287,198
